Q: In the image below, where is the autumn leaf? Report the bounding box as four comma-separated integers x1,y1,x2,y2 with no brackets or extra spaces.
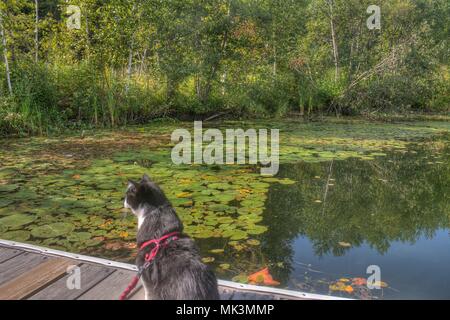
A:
372,281,388,288
344,285,354,293
248,267,280,286
104,241,123,251
352,278,367,286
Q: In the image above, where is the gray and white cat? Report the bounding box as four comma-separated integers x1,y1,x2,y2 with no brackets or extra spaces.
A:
124,174,220,300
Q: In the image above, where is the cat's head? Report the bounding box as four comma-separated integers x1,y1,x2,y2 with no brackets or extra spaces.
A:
124,174,170,214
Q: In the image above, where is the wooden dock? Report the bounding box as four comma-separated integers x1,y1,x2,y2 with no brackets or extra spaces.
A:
0,240,347,300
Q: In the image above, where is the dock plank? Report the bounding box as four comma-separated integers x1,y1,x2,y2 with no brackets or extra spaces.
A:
0,247,23,264
0,257,76,300
0,252,49,286
128,285,145,300
0,240,333,300
77,269,138,300
219,288,235,300
28,263,114,300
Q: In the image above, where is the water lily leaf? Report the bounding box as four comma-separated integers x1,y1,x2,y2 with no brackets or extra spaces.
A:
2,230,31,241
241,199,265,208
246,225,268,235
232,274,248,284
0,214,36,230
83,238,103,247
278,179,296,185
208,183,231,190
210,249,224,254
67,232,92,242
31,222,75,238
201,257,215,263
219,263,230,270
246,239,261,246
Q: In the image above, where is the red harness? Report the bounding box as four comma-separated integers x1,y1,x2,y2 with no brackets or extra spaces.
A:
119,231,180,300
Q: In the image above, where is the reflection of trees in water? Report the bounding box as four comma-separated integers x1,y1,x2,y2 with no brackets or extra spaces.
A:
261,141,449,282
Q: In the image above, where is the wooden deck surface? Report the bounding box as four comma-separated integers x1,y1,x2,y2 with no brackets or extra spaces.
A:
0,241,346,300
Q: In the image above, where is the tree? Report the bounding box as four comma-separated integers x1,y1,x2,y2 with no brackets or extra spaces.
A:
0,8,12,95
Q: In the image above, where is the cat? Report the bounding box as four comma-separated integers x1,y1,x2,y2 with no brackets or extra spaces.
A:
124,174,220,300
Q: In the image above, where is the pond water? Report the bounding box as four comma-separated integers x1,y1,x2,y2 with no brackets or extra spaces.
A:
0,119,449,299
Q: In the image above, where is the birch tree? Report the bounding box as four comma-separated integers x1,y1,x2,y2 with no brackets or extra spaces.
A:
34,0,38,63
0,9,12,95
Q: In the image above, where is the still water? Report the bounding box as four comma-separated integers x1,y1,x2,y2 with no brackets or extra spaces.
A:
0,121,448,299
258,145,449,299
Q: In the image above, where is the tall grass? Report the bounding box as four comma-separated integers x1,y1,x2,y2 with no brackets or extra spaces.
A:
0,59,448,137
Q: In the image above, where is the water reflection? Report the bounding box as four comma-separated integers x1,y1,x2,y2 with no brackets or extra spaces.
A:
261,139,449,298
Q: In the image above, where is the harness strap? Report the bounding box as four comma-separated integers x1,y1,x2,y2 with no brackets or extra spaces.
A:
119,231,180,300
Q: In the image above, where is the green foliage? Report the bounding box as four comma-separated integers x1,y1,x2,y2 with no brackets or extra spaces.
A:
0,0,448,135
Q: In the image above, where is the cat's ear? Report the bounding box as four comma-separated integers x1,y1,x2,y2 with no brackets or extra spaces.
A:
142,174,151,183
127,180,138,192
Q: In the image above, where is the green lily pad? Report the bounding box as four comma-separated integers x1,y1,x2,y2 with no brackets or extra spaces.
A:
0,214,37,230
246,225,268,235
222,228,248,240
67,232,92,242
202,257,215,263
83,238,103,247
31,222,75,239
247,239,261,246
210,249,225,254
208,183,232,190
219,263,231,270
2,230,31,241
232,274,248,284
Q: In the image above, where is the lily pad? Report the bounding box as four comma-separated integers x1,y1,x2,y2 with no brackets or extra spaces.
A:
31,222,75,239
2,230,31,241
210,249,225,254
219,263,231,270
246,225,268,235
201,257,215,263
247,239,261,246
0,214,37,230
67,232,92,242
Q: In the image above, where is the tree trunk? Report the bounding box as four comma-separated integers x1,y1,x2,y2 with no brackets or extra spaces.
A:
327,0,339,83
125,38,134,93
125,4,138,94
272,31,277,77
0,13,12,95
34,0,39,63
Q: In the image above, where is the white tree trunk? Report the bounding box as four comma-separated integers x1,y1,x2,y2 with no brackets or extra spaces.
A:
0,13,12,95
327,0,339,83
35,0,39,63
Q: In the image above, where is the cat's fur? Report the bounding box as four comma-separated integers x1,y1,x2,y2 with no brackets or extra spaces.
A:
124,174,220,300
